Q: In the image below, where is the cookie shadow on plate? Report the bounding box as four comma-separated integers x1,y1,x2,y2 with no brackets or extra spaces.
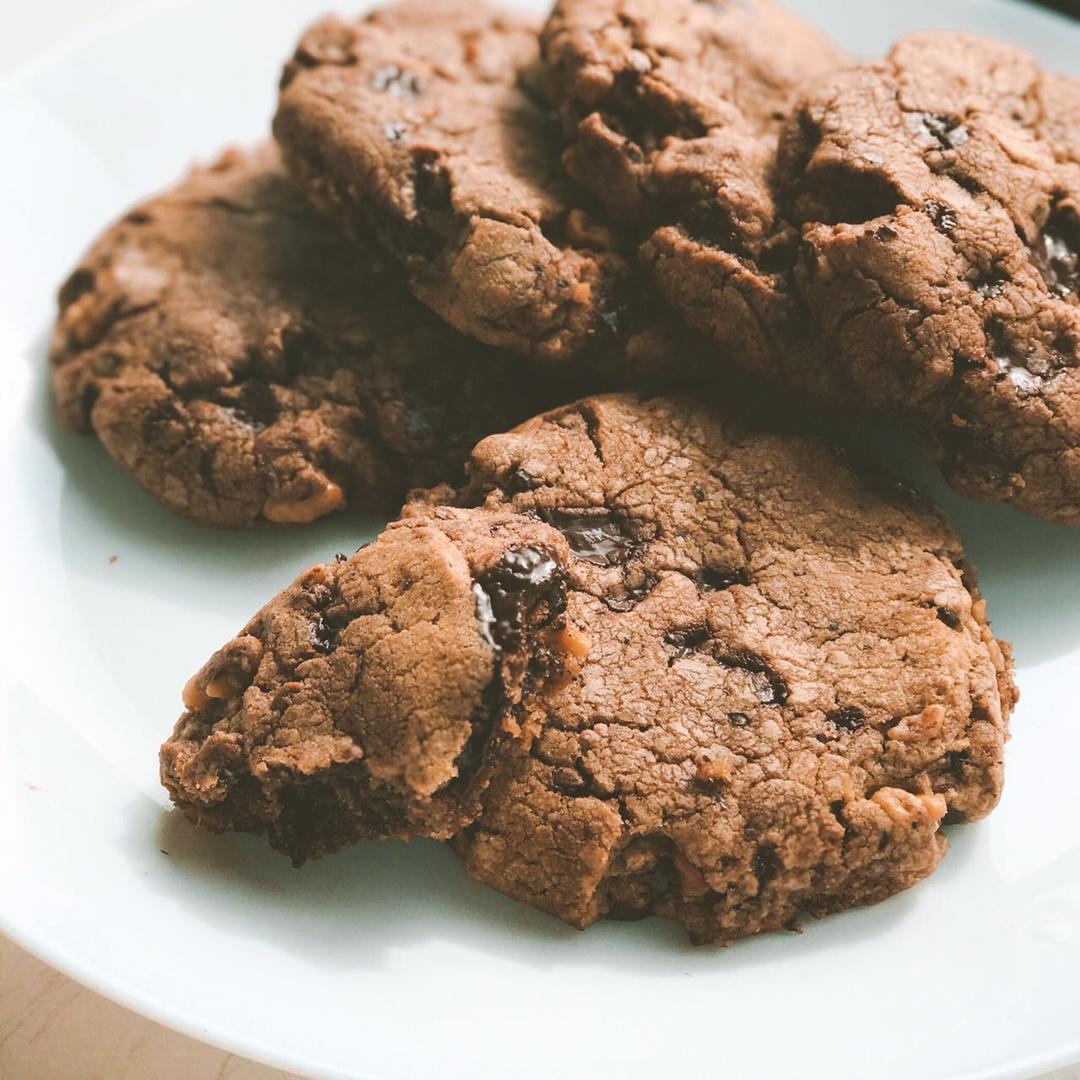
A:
145,802,943,973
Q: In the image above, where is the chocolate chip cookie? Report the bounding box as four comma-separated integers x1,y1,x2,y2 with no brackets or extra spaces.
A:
542,0,845,373
776,32,1080,524
161,394,1015,944
51,143,549,527
273,1,641,363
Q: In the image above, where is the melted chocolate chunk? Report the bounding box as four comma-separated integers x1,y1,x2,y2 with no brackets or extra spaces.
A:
1031,206,1080,297
925,199,958,234
664,626,711,658
223,380,281,430
473,547,566,652
695,567,751,591
718,649,790,705
371,64,424,97
827,706,866,731
502,467,538,495
973,267,1009,298
753,844,781,887
913,112,969,151
986,318,1061,396
309,584,351,655
602,571,659,612
728,712,750,727
538,509,644,567
937,607,961,629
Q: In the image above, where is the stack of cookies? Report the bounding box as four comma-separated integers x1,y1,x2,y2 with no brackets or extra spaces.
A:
53,0,1080,944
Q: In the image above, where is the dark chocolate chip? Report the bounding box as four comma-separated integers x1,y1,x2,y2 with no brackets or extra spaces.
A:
874,224,898,241
602,571,659,612
401,150,454,256
925,200,958,234
937,607,961,629
973,267,1009,298
310,590,351,655
717,649,789,706
827,706,865,732
985,318,1059,395
502,467,538,495
945,750,969,779
914,112,969,151
537,509,644,567
473,547,566,652
1031,205,1080,297
371,64,424,97
695,567,751,591
728,712,750,727
598,304,626,336
58,268,96,310
225,380,280,430
753,844,780,888
664,625,711,659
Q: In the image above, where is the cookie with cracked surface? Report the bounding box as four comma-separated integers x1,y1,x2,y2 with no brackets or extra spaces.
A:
160,508,585,860
448,394,1016,943
541,0,845,375
162,394,1015,944
273,0,659,364
50,143,549,527
776,33,1080,523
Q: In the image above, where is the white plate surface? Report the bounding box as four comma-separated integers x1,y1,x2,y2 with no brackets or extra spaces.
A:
2,2,1080,1078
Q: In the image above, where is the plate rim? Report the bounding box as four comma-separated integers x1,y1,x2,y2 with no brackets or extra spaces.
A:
2,2,1080,1078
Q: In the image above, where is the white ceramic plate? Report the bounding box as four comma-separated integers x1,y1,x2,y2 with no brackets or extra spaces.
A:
2,2,1080,1078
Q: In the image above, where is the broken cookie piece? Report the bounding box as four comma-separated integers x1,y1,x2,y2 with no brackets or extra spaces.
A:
161,509,580,860
162,394,1016,943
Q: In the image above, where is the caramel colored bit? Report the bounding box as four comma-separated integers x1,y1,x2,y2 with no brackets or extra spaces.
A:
673,852,711,899
569,281,593,304
888,704,946,743
182,672,242,711
565,208,617,251
60,292,104,347
541,624,592,683
181,675,212,711
872,787,948,827
553,624,592,661
694,751,735,784
263,479,344,524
